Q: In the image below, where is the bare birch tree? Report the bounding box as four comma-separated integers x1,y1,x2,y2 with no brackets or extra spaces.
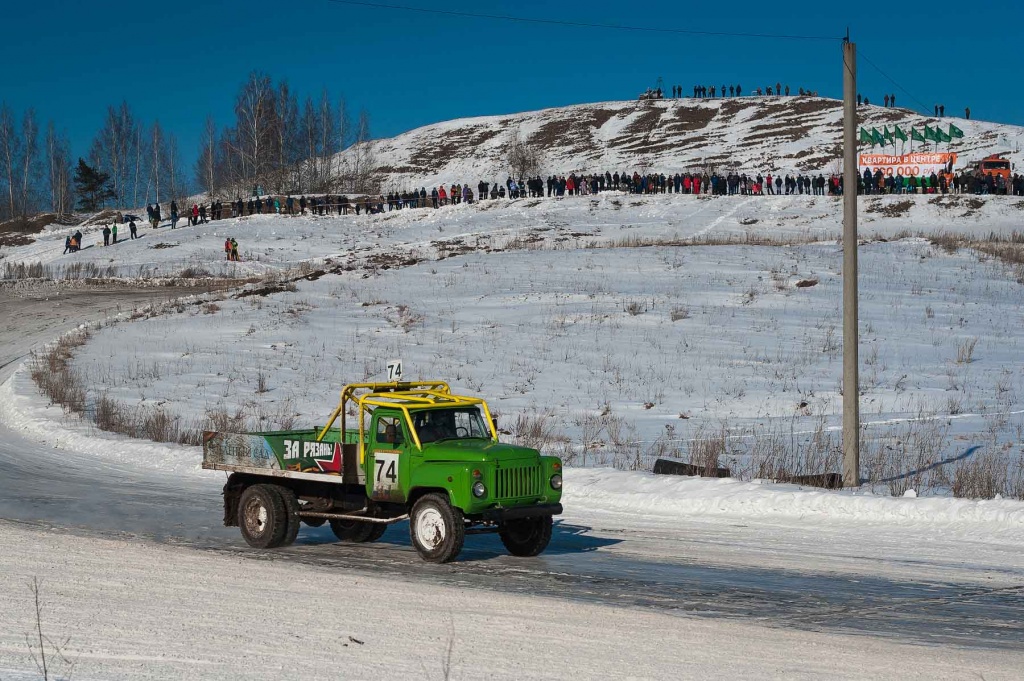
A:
18,109,39,217
0,103,19,218
195,116,219,197
235,71,276,187
45,122,73,215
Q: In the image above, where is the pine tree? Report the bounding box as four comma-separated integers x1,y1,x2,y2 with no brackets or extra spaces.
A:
73,157,114,211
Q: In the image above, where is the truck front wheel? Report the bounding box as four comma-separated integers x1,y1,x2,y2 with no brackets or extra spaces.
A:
410,493,465,563
238,484,288,549
499,516,553,557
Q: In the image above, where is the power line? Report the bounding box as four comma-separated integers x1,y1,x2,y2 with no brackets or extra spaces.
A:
324,0,842,42
859,51,932,115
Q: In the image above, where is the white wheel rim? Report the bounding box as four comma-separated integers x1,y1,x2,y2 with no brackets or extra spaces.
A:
244,498,270,537
415,507,446,550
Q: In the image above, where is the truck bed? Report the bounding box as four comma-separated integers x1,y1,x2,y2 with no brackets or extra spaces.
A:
202,429,365,485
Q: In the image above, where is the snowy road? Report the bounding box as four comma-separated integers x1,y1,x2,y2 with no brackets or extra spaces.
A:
1,283,1022,672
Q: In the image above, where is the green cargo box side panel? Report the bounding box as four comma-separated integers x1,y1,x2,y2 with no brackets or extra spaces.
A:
202,429,364,485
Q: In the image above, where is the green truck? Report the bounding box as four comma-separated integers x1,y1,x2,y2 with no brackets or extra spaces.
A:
202,381,563,563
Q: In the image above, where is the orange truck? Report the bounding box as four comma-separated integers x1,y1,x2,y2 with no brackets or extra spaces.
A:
966,154,1013,179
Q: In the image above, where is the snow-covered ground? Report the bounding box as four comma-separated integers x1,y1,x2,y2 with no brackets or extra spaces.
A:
14,195,1022,496
3,192,1023,280
4,519,1023,681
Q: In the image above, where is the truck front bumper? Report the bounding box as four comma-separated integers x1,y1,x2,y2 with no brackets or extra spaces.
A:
479,503,563,522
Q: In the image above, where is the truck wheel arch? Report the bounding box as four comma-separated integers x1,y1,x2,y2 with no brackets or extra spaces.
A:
406,486,455,512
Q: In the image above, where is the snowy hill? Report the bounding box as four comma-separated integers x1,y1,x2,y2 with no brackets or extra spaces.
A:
344,97,1024,189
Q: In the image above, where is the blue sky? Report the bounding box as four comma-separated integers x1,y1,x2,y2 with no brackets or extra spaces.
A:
2,0,1019,170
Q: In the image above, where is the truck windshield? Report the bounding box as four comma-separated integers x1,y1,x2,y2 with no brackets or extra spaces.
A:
984,161,1011,170
412,407,490,444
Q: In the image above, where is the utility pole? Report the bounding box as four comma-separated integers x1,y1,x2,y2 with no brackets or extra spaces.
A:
842,34,860,487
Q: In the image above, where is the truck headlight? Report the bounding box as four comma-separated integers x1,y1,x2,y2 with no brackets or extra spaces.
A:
550,474,562,490
472,481,487,498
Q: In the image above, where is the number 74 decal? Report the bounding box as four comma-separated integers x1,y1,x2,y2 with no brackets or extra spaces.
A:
373,452,400,493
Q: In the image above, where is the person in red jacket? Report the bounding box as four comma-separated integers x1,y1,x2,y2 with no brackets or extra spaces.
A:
224,238,232,261
438,186,448,206
191,203,199,226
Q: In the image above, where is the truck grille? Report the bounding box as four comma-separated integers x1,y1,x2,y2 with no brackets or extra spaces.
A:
495,464,542,500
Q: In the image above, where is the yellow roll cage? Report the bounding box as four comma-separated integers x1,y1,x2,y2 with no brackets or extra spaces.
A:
316,381,498,456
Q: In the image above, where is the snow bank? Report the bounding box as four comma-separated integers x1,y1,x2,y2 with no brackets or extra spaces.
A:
565,467,1024,532
0,363,208,479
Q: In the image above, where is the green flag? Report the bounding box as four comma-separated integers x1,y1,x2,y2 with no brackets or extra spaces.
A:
923,124,938,142
883,126,894,143
871,128,885,147
949,123,964,139
936,128,952,143
894,125,909,142
859,127,872,144
911,127,926,143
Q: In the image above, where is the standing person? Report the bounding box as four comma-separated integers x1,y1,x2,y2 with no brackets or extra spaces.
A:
939,105,944,117
154,203,162,228
170,200,179,229
299,196,307,215
224,238,232,261
965,107,971,120
199,203,207,224
129,219,138,239
111,222,118,244
230,238,239,262
884,94,890,107
63,235,72,254
102,224,111,246
192,203,199,226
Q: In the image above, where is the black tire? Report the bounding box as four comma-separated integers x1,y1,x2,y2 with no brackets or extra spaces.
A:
499,515,553,557
330,518,386,543
237,484,288,549
363,523,388,542
272,486,301,547
409,493,465,563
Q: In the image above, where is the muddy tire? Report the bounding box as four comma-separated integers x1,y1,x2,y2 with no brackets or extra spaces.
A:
238,484,288,549
330,518,386,543
409,493,464,563
273,486,301,547
499,516,553,557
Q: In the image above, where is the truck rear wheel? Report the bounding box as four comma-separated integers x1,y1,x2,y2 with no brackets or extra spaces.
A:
238,484,288,549
410,493,464,563
273,486,301,548
330,518,387,543
499,516,553,557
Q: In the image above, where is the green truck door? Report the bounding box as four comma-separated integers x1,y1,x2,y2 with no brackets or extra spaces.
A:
367,412,409,503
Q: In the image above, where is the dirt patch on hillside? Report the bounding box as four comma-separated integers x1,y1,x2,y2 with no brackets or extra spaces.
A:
866,199,914,218
665,106,717,133
787,98,841,116
743,125,816,145
409,127,502,169
619,107,664,137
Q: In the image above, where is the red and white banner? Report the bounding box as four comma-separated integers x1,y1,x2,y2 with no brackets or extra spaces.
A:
858,152,957,177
